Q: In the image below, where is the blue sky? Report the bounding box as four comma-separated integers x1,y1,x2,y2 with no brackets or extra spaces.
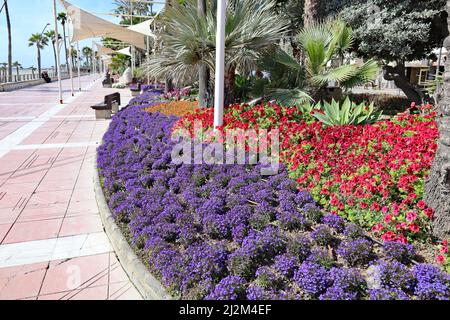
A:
0,0,164,69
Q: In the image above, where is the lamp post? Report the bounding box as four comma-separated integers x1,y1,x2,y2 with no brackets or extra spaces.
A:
53,0,63,104
214,0,226,128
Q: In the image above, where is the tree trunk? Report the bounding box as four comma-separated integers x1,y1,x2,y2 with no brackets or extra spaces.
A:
37,47,42,78
165,77,174,94
62,22,69,74
383,63,424,105
5,0,13,83
224,66,236,107
304,0,320,27
197,0,210,108
52,42,58,76
425,0,450,239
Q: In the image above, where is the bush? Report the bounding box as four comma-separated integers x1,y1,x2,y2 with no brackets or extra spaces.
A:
97,101,450,300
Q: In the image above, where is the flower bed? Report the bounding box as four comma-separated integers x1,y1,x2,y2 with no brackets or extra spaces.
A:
97,102,450,300
144,100,198,117
174,103,439,245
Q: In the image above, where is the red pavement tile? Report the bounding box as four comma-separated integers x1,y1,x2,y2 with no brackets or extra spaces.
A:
28,190,73,206
17,205,66,222
108,282,141,300
39,253,110,296
69,285,109,300
0,224,12,241
58,215,103,237
0,207,21,225
2,218,63,244
0,262,48,300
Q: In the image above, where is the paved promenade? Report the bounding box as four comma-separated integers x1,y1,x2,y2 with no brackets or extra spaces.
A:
0,76,142,300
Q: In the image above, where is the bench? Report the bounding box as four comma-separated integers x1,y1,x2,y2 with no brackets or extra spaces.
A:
91,92,121,119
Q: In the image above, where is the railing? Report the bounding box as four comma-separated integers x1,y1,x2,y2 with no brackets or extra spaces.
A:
0,70,87,84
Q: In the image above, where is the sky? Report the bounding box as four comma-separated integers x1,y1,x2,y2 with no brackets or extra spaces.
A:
0,0,164,69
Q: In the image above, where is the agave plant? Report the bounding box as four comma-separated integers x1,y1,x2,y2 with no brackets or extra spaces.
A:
312,97,382,126
264,19,379,104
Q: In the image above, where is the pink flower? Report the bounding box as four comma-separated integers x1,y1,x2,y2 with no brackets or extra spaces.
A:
381,206,389,214
406,211,417,222
436,255,445,265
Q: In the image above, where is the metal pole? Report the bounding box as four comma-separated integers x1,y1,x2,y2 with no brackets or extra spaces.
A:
53,0,63,104
214,0,226,128
77,41,81,91
67,19,74,96
92,41,95,81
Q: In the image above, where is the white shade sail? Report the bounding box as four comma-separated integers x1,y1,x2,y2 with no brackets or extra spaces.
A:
127,19,156,38
117,46,132,57
95,42,115,56
60,0,146,49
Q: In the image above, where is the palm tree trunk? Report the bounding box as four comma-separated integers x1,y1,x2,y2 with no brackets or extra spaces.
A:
37,47,42,78
304,0,320,27
62,22,69,74
425,0,450,238
5,0,13,83
52,42,58,76
197,0,210,108
224,66,236,106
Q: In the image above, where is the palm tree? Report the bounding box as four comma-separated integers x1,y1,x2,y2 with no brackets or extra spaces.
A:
12,61,21,80
44,30,60,76
145,0,289,106
82,47,93,69
304,0,320,27
267,20,379,103
4,0,13,82
425,1,450,238
57,12,70,74
30,66,37,79
28,33,48,78
197,0,210,108
71,47,78,69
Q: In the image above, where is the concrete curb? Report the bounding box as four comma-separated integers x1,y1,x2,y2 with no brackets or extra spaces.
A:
93,161,173,300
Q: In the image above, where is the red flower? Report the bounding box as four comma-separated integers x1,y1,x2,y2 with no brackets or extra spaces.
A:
417,200,426,210
436,255,445,265
384,214,393,223
409,224,420,234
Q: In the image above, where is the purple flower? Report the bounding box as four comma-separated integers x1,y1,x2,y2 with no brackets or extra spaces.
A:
294,262,329,297
383,242,415,263
413,264,450,300
322,214,345,233
206,276,247,300
311,225,334,246
337,239,374,267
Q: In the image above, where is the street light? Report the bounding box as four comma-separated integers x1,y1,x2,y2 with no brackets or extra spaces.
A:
53,0,63,104
214,0,227,129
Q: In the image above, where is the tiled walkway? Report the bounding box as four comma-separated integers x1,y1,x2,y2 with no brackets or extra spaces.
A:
0,76,142,300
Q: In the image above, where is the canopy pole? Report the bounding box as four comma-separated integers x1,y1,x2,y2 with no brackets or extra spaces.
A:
92,41,95,81
214,0,226,128
146,35,150,85
53,0,63,104
67,19,74,96
77,41,81,91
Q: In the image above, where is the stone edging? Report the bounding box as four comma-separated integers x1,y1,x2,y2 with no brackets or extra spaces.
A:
93,160,173,300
